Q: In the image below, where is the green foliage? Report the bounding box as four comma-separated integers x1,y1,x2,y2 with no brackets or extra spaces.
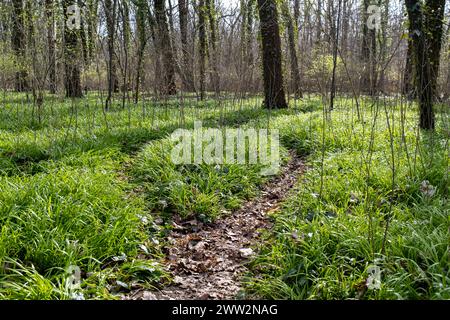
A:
245,100,449,300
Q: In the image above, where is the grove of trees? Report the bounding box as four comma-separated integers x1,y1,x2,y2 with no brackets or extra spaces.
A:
0,0,448,122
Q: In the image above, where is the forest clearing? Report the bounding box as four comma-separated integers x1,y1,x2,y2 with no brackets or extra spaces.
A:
0,0,448,305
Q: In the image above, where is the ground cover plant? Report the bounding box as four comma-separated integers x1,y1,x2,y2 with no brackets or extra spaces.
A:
0,0,448,304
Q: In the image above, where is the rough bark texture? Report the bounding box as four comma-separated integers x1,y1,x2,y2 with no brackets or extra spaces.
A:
207,0,220,95
63,0,83,98
404,0,445,130
198,0,207,100
155,0,177,96
179,0,195,91
257,0,287,109
105,0,119,97
11,0,29,92
86,0,98,63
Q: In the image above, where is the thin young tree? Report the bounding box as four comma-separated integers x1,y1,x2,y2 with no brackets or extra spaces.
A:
133,0,148,103
281,0,302,99
45,0,56,94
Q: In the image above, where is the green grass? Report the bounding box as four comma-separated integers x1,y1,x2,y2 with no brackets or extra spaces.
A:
245,100,449,300
0,92,298,299
0,92,447,300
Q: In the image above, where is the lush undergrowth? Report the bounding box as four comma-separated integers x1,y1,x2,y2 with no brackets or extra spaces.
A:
0,93,299,299
0,93,447,300
245,99,449,299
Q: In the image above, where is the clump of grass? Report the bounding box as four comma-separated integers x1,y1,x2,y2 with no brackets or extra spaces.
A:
131,126,289,221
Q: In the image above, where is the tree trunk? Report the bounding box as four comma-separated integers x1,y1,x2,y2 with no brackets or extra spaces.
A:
104,0,119,105
405,0,433,129
134,0,147,104
179,0,195,91
207,0,220,95
198,0,207,100
257,0,287,109
63,0,83,98
86,0,98,63
281,1,302,99
154,0,177,96
11,0,29,92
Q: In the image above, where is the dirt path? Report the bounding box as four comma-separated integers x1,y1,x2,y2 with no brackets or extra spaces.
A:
127,153,305,300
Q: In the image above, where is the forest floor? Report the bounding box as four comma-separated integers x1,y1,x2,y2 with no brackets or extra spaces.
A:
0,94,447,300
126,153,306,300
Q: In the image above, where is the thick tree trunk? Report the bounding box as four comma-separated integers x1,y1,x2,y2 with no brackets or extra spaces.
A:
198,0,207,100
257,0,287,109
179,0,195,91
281,1,302,99
154,0,177,96
62,0,83,98
11,0,29,92
405,0,434,130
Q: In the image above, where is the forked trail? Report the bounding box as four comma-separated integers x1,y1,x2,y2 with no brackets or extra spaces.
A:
127,153,305,300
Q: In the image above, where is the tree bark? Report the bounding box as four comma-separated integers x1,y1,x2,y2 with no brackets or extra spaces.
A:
404,0,442,130
179,0,195,91
154,0,177,95
257,0,287,109
207,0,220,95
11,0,29,92
104,0,119,102
86,0,98,63
62,0,83,98
198,0,208,100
